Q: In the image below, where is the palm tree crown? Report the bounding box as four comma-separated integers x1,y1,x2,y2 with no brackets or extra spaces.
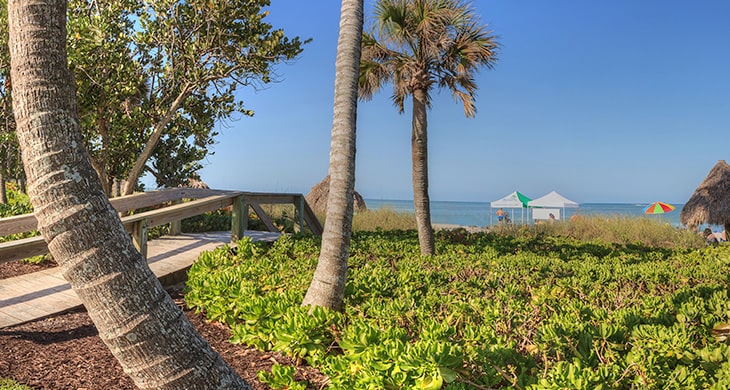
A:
359,0,498,116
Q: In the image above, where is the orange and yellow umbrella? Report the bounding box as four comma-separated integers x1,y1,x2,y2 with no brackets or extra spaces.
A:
643,201,675,214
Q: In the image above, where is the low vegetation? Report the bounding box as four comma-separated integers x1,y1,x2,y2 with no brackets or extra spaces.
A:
177,206,703,249
3,190,722,388
351,208,415,232
0,378,32,390
250,204,416,233
491,215,705,249
0,186,47,264
0,184,32,222
178,204,417,235
186,228,730,389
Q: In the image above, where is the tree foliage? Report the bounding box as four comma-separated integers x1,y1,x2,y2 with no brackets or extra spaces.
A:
67,0,147,195
8,0,252,385
123,0,308,194
0,0,308,197
0,0,21,203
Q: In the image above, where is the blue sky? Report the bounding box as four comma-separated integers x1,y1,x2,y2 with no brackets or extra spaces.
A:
197,0,730,204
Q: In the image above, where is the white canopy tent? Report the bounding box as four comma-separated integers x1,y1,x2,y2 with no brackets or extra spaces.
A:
528,191,579,220
490,191,532,224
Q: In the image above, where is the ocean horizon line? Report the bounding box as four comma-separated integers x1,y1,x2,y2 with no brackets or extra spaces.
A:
363,198,683,207
362,198,686,228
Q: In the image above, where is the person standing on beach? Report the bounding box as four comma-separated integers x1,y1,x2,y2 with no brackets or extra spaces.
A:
496,208,504,223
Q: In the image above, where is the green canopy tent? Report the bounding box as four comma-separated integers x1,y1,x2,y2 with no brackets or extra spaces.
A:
490,191,532,225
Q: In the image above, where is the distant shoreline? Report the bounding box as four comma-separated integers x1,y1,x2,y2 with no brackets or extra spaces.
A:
365,199,684,228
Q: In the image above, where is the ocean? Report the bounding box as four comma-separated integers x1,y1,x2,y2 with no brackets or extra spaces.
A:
363,199,684,228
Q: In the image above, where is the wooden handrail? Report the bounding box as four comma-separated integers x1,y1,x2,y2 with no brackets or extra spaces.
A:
0,189,322,263
0,188,232,237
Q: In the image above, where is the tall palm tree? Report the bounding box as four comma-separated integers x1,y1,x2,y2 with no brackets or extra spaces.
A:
359,0,498,255
302,0,364,311
7,0,250,388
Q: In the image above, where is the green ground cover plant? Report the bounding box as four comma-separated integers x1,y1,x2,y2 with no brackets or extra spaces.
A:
186,229,730,389
0,378,32,390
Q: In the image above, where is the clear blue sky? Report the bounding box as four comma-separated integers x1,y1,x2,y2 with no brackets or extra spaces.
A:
197,0,730,204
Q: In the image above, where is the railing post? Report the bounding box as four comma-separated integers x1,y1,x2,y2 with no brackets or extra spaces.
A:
169,199,182,235
294,195,305,233
132,218,149,259
231,195,248,242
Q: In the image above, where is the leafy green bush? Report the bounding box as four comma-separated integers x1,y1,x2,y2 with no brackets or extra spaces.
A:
0,187,48,264
0,378,32,390
0,185,32,218
257,364,307,390
186,230,730,388
0,186,32,221
181,209,232,232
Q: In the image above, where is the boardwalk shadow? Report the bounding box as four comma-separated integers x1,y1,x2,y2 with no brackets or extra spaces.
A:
0,322,97,344
0,285,72,308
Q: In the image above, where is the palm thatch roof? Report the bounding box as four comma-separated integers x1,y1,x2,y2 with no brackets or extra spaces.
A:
306,175,367,215
680,160,730,229
179,178,210,189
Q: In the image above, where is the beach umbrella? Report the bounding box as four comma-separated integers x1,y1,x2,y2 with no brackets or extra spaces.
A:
643,201,675,214
681,160,730,232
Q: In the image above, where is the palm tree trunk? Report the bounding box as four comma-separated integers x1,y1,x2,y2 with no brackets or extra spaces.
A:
0,172,6,204
7,1,250,388
411,88,435,255
302,0,363,311
0,150,6,204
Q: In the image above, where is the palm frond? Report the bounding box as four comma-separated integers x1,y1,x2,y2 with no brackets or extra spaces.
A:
365,0,498,116
359,60,389,101
376,0,411,49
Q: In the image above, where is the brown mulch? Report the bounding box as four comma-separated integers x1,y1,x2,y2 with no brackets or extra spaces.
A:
0,261,328,389
0,259,57,280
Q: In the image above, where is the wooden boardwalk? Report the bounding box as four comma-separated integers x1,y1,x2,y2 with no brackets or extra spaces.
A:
0,230,279,329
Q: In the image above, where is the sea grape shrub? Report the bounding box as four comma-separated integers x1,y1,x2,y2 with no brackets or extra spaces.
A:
186,229,730,389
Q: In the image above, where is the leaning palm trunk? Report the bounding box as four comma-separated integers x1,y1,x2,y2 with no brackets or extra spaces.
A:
302,0,363,311
7,1,250,388
411,89,435,255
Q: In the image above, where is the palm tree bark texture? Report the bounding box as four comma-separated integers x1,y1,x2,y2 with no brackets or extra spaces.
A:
7,0,250,388
302,0,364,311
359,0,498,255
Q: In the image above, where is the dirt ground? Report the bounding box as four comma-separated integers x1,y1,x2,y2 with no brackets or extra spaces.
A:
0,261,328,389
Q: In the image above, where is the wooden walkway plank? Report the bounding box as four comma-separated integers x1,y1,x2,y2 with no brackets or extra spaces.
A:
0,230,280,329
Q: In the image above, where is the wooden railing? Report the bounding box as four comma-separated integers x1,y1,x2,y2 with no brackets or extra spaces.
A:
0,188,322,264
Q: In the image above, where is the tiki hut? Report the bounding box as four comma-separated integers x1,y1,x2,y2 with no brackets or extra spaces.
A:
680,160,730,232
306,175,367,215
178,178,210,189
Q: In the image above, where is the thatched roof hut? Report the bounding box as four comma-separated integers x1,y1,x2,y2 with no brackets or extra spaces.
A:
306,175,367,215
178,178,210,189
680,160,730,231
